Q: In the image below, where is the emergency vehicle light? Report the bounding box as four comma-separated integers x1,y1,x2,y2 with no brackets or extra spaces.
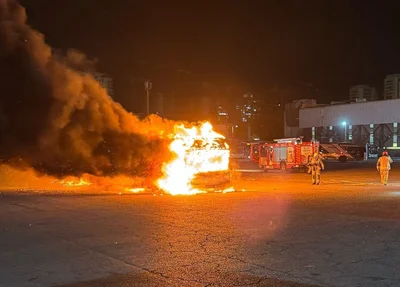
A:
273,138,302,144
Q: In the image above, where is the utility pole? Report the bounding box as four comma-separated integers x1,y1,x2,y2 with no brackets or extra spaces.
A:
144,81,152,116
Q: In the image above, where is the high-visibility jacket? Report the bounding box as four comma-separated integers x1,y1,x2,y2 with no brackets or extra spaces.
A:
310,157,324,171
377,156,393,171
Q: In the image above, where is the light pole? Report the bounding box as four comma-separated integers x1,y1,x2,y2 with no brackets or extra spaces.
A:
342,121,347,142
144,81,152,116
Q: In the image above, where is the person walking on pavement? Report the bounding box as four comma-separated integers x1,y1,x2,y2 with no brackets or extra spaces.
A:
376,151,393,185
307,155,312,174
310,152,324,185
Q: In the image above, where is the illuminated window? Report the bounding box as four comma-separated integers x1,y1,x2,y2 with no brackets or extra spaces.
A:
329,126,333,130
394,122,398,128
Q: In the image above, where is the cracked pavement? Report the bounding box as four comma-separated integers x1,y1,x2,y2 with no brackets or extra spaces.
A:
1,161,400,287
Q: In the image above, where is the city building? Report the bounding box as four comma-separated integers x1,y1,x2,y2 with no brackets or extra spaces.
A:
236,93,262,123
284,99,317,138
383,74,400,100
349,85,377,102
295,99,400,152
94,73,114,97
212,106,237,139
233,93,264,140
200,96,215,119
217,106,229,124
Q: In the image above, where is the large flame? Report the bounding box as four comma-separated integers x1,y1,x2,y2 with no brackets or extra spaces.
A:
59,178,91,187
156,122,230,195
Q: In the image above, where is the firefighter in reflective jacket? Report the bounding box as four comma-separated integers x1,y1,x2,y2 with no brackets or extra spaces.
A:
307,155,313,174
376,151,393,185
309,152,324,185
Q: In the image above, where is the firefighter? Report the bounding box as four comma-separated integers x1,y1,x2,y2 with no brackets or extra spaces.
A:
310,152,324,185
376,151,393,185
307,155,312,174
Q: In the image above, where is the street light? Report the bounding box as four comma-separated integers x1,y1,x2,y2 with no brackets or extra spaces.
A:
342,121,347,142
144,81,152,116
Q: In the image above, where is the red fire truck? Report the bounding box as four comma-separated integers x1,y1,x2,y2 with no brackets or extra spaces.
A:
258,138,319,172
247,141,267,163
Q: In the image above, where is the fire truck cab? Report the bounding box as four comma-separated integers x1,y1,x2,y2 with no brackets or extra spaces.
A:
259,138,319,172
247,141,266,163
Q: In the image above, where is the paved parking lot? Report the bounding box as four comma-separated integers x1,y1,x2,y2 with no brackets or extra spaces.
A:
1,161,399,287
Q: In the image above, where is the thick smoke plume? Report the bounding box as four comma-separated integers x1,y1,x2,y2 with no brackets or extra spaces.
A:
0,1,174,178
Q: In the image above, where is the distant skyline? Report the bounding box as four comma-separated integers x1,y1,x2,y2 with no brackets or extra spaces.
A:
20,0,400,111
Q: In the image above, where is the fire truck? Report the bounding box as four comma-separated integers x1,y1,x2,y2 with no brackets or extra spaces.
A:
246,141,267,163
258,138,319,172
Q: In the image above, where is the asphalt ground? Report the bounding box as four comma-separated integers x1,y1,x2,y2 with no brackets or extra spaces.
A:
1,160,400,287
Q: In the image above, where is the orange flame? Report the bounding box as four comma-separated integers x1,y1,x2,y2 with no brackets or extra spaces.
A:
124,187,146,193
59,178,91,187
156,122,230,195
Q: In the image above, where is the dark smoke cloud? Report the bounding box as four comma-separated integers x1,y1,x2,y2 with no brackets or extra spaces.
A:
0,0,174,178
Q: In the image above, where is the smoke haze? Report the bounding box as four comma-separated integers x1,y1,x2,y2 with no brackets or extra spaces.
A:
0,0,173,178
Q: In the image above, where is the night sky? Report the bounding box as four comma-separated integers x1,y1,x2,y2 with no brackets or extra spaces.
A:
19,0,400,112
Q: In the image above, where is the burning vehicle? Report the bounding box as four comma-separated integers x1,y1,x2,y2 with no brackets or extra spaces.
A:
156,122,232,195
0,1,233,196
189,137,231,190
